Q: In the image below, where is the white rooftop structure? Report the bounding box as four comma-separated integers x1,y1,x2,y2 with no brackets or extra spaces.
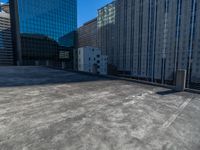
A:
78,46,107,75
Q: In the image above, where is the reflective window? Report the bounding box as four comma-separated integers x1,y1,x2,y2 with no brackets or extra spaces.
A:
18,0,77,47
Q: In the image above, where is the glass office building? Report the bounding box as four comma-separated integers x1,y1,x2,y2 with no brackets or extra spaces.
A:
10,0,77,65
0,11,14,66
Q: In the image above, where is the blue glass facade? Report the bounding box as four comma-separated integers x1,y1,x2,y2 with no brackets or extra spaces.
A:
9,0,77,66
17,0,77,47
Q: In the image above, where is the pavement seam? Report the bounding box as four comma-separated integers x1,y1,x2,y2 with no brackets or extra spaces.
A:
160,97,194,130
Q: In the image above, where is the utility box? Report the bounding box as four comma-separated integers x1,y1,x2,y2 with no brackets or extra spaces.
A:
176,69,187,92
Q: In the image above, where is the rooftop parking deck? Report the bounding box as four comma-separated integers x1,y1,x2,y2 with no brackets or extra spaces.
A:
0,67,200,150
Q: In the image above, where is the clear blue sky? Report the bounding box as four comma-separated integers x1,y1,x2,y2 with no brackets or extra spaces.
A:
78,0,113,26
1,0,113,27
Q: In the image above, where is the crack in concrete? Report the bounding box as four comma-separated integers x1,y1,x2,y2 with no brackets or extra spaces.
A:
160,97,194,130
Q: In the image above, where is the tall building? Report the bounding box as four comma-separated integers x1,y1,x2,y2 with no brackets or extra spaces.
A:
110,0,200,88
1,3,10,13
10,0,77,66
97,1,116,66
78,18,97,48
0,9,14,65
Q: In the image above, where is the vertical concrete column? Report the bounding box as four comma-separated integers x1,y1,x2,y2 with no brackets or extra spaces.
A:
62,62,65,69
46,60,49,66
17,61,20,66
35,60,39,66
175,69,186,92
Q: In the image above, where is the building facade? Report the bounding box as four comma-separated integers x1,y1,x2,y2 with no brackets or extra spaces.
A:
1,3,10,13
10,0,77,65
112,0,200,88
78,46,107,75
0,11,14,66
97,1,116,65
78,18,97,48
20,33,73,68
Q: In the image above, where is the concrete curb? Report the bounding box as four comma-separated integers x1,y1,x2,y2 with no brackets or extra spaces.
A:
46,66,200,94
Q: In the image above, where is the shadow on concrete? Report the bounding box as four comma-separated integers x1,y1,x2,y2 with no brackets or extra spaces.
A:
156,89,179,95
0,66,112,88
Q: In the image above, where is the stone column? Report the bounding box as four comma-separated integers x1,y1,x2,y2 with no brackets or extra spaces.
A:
46,60,49,66
35,60,39,66
175,69,186,92
62,62,65,69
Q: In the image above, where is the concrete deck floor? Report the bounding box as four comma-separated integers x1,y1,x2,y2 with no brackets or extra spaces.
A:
0,67,200,150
